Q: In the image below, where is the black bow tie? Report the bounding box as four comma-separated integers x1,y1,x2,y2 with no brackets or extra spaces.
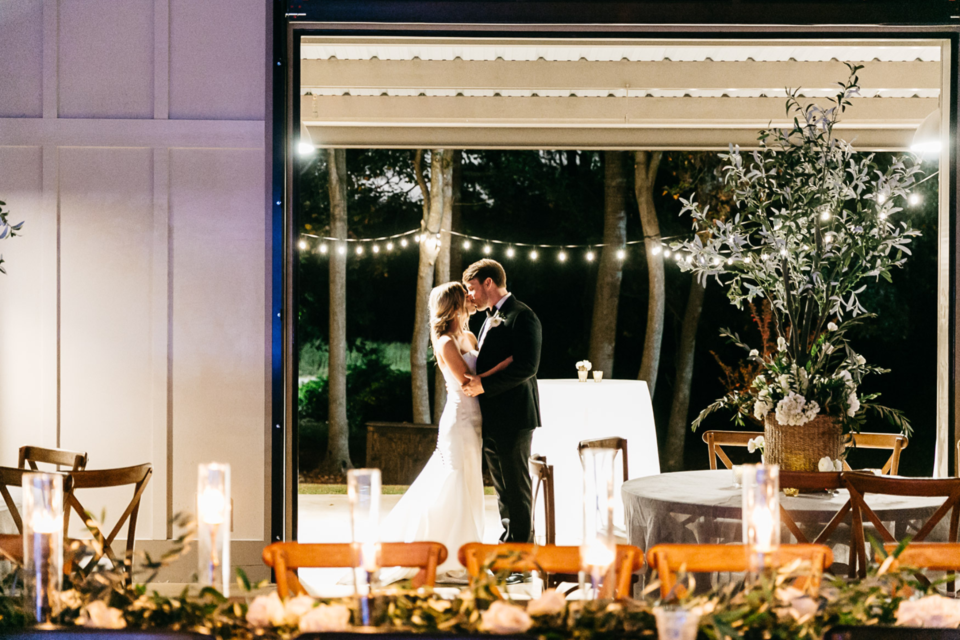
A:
486,308,495,318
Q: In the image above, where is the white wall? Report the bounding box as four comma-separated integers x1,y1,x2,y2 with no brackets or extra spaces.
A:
0,0,270,572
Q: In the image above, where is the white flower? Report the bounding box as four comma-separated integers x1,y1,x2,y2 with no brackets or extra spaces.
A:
481,601,533,634
827,322,838,331
748,349,759,357
834,459,843,472
59,589,83,610
78,601,126,629
856,355,866,365
818,457,834,472
526,589,566,616
837,370,853,385
775,587,819,621
775,392,820,426
488,312,504,328
778,374,791,391
284,595,317,626
896,595,960,628
846,391,861,417
777,337,787,352
747,436,765,454
576,360,592,372
247,592,287,628
824,344,835,355
753,400,773,421
299,603,352,633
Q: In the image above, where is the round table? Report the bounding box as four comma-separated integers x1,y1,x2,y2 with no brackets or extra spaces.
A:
622,469,948,555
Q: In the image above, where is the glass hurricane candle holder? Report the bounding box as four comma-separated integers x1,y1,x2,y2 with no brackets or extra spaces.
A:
742,463,780,573
653,605,701,640
348,469,382,626
593,371,603,382
579,447,617,599
22,472,64,626
197,463,231,596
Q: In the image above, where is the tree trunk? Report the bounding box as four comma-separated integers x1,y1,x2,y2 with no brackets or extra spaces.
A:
664,278,706,472
588,151,629,374
635,151,664,397
433,152,455,422
449,152,463,280
324,148,352,473
411,150,449,424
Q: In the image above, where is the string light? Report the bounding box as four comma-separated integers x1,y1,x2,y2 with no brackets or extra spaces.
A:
616,249,626,260
820,209,831,221
400,239,408,247
338,245,346,255
586,251,595,261
652,245,662,255
877,193,887,204
414,234,421,243
909,193,921,206
386,242,394,250
506,247,515,258
319,244,328,254
372,245,380,254
463,240,472,249
483,245,492,255
530,250,538,260
663,249,672,258
558,251,567,262
298,239,308,250
356,245,364,255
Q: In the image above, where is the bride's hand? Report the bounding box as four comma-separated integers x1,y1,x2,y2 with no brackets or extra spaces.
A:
462,374,484,397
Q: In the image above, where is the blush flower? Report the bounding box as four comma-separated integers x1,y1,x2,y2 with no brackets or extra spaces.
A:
481,601,533,634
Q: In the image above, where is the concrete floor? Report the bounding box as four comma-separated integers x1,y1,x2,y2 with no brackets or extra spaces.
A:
297,493,546,598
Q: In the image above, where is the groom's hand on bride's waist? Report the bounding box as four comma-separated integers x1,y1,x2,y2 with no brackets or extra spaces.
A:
462,374,484,397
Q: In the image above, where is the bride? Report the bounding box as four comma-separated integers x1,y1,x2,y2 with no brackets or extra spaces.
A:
378,281,512,583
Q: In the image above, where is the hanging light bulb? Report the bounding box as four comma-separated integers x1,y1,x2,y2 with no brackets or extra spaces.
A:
879,212,888,220
825,233,834,244
911,109,941,156
877,193,887,204
386,242,393,250
586,251,595,261
909,193,921,206
616,249,626,260
463,240,472,249
319,244,328,254
338,245,347,255
400,238,408,248
558,251,567,262
820,208,831,221
652,244,662,256
663,249,672,258
298,239,308,250
530,250,539,260
372,245,380,254
297,141,316,156
483,245,492,255
506,247,515,258
414,234,421,243
356,245,364,255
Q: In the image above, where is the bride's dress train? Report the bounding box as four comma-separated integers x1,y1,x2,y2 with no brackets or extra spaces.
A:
378,350,485,584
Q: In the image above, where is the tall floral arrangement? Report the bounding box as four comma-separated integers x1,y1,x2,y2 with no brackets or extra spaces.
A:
0,198,23,275
678,65,920,436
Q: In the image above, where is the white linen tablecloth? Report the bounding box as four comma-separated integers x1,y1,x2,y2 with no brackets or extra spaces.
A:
533,379,660,545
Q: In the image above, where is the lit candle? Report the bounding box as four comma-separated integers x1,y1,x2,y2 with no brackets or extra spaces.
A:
580,447,617,599
197,463,231,596
22,473,64,626
742,464,780,572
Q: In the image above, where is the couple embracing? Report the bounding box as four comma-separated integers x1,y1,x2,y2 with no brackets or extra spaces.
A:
379,259,542,582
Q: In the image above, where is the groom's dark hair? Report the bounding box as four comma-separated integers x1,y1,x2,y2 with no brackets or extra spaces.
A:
463,259,506,288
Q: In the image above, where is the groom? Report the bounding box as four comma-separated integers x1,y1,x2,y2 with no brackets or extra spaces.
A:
462,259,542,545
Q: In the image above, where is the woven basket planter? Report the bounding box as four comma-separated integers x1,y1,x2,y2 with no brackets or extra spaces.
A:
763,413,843,472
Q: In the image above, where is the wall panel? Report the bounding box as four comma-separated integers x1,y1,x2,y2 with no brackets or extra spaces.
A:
59,0,154,119
59,146,155,536
170,148,264,540
0,0,43,117
0,146,44,461
169,0,265,120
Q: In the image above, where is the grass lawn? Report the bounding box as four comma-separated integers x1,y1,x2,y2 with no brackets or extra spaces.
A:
299,484,496,496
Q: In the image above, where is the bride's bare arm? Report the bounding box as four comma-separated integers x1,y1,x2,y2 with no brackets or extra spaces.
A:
479,356,513,378
437,336,471,385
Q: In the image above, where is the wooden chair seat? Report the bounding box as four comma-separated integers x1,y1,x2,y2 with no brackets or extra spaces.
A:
458,542,643,599
647,543,833,599
262,541,448,597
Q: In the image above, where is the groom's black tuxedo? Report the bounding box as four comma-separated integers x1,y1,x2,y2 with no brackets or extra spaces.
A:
474,294,542,543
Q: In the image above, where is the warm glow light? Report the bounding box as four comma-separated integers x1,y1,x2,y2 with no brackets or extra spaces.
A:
337,245,346,255
558,251,567,262
483,245,492,255
298,239,307,250
297,141,316,156
386,242,393,250
372,245,379,253
319,244,328,254
663,249,671,258
413,234,421,243
581,541,616,569
820,209,830,221
506,247,515,258
909,193,921,206
356,245,363,255
463,240,472,249
530,250,538,260
616,249,626,260
400,239,408,247
877,193,887,204
199,487,227,525
779,248,787,256
652,245,662,255
586,251,595,261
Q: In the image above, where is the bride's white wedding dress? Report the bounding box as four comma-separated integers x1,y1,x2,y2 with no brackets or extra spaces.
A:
378,349,485,583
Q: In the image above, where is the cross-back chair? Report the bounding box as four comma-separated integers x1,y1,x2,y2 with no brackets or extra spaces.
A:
842,433,908,475
458,542,643,599
262,542,448,597
529,454,556,546
702,431,759,470
577,438,629,482
647,543,833,600
0,466,73,565
18,446,88,472
845,472,960,578
66,463,152,583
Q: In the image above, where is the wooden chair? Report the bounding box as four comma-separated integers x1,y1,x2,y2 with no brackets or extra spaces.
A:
18,446,88,472
702,431,759,470
647,543,833,599
262,541,447,597
777,472,854,576
458,542,643,599
578,437,629,482
529,454,556,546
0,466,73,565
879,542,960,571
845,472,960,578
66,463,152,583
842,433,908,475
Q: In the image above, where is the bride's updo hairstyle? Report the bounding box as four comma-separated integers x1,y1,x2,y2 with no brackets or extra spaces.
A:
429,281,468,341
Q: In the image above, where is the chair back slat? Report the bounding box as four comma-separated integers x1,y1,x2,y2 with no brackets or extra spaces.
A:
529,455,556,546
844,472,960,578
842,433,908,475
882,542,960,571
578,438,628,483
458,542,643,599
18,446,88,472
647,543,833,599
262,541,448,597
700,431,758,470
